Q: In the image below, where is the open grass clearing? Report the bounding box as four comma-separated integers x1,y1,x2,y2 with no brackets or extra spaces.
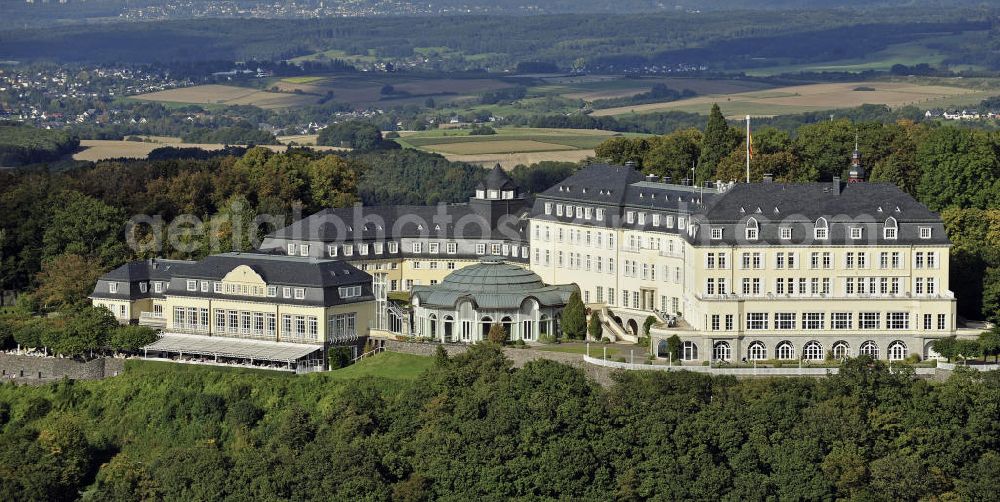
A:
591,81,987,118
324,352,434,380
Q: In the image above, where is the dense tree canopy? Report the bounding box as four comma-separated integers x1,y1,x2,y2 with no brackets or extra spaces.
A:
0,347,996,499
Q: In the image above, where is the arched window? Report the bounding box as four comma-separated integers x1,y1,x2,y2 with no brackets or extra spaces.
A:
831,341,850,360
745,218,759,241
480,316,493,339
657,340,670,358
713,341,731,362
859,340,879,359
501,316,513,342
682,341,698,361
803,340,824,361
443,315,454,341
776,341,795,360
888,340,907,361
428,313,437,338
747,341,767,361
814,217,829,240
883,217,898,240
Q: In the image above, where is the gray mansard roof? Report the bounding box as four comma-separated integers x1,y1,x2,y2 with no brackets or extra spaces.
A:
531,163,949,246
265,204,528,243
411,259,576,310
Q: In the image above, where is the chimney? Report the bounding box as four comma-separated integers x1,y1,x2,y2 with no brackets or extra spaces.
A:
662,176,672,184
682,177,692,186
624,160,637,169
832,176,841,195
763,173,773,183
646,174,658,182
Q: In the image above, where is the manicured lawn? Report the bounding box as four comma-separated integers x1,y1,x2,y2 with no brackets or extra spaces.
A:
534,342,632,359
326,351,434,380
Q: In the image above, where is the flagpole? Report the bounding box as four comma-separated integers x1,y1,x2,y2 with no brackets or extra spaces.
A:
745,115,751,183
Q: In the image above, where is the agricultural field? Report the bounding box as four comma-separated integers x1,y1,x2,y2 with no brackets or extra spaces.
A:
270,74,517,106
537,75,775,101
134,84,319,109
396,127,644,168
591,81,993,118
73,139,346,162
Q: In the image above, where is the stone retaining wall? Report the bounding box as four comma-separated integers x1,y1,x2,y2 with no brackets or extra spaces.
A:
0,354,126,383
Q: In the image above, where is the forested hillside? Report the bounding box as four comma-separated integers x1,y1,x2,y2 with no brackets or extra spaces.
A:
1,10,994,70
0,346,996,500
0,125,79,167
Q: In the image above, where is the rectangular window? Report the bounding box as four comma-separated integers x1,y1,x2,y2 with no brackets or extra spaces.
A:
725,315,734,331
859,312,881,329
476,243,486,255
154,282,162,293
287,244,296,255
109,282,119,294
556,204,564,216
924,313,933,330
851,227,863,239
832,312,852,329
775,312,796,330
338,285,362,298
711,227,723,240
544,202,552,215
596,208,605,221
802,312,825,330
746,313,769,330
186,280,196,291
267,285,276,297
626,211,635,224
887,312,909,330
938,314,947,330
374,242,384,255
711,315,720,331
299,244,309,256
343,245,353,256
412,242,422,254
428,242,439,254
780,227,792,240
447,242,457,254
294,288,305,300
919,227,932,239
328,245,338,257
200,281,209,292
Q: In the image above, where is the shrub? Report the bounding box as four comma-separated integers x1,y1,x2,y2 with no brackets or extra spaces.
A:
329,346,353,369
487,323,508,345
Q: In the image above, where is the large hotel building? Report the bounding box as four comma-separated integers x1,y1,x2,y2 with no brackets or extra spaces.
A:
94,155,957,364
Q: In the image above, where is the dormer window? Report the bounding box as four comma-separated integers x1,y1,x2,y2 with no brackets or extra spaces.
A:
596,208,605,221
544,202,552,215
584,207,592,220
637,212,646,225
814,217,829,240
575,206,583,218
328,245,338,257
154,282,162,293
476,189,485,198
626,211,635,224
298,244,309,256
388,242,398,254
374,242,384,254
488,189,499,199
652,214,660,227
884,217,898,240
343,245,353,256
919,227,932,239
359,244,369,255
412,242,422,253
429,242,439,254
556,204,564,217
711,227,723,240
745,218,759,241
780,227,792,240
287,244,295,255
851,227,863,240
109,282,118,294
139,282,148,293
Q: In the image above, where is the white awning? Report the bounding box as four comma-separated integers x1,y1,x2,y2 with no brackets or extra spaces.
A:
144,333,322,362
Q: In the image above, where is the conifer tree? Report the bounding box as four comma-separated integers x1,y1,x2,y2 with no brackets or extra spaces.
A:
697,103,737,182
561,290,586,340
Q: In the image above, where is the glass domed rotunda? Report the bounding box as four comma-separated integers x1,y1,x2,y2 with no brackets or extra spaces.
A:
410,258,577,343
